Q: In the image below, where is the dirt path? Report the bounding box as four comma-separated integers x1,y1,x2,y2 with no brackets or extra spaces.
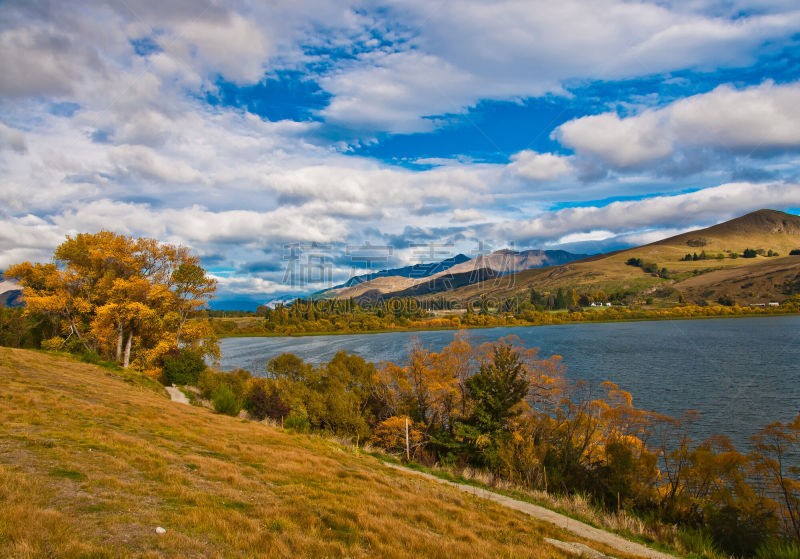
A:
384,463,678,559
165,385,190,404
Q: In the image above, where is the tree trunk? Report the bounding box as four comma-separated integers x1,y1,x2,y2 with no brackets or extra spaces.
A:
123,330,133,369
69,315,93,352
116,322,124,363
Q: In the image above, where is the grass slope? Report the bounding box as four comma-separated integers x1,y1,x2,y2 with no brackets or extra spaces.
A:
0,348,642,558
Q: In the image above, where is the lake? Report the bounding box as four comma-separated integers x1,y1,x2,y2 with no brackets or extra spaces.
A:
217,315,800,450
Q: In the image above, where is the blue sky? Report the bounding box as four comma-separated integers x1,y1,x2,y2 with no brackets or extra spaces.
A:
2,1,800,308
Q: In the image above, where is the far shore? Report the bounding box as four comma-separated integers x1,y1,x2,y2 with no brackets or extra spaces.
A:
214,308,800,339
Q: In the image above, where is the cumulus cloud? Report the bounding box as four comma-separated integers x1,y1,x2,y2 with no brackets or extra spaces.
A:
669,81,800,151
452,209,485,223
210,275,294,296
319,51,476,133
510,150,573,181
555,80,800,172
0,122,26,153
492,181,800,242
0,27,93,97
555,112,673,169
168,13,271,84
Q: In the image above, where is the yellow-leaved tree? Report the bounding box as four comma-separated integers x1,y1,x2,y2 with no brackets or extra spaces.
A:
7,231,218,376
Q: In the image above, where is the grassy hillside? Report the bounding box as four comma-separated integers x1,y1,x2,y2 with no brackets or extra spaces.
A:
0,348,638,558
422,209,800,305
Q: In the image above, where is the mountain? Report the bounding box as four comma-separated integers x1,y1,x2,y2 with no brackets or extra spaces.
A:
323,249,589,301
442,249,589,275
373,209,800,306
337,253,471,288
0,274,23,308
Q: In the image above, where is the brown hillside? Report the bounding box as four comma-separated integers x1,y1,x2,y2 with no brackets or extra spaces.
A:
650,209,800,253
414,209,800,305
0,348,632,558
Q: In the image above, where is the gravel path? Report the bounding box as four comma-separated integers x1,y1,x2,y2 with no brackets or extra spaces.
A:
165,385,190,404
384,462,678,559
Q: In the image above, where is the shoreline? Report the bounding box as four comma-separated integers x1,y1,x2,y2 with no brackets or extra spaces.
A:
214,309,800,339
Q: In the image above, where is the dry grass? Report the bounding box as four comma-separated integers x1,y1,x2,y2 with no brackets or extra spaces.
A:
396,463,732,559
0,348,649,558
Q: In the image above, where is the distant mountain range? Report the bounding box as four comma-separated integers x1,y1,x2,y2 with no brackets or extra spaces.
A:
405,209,800,306
319,249,590,301
336,253,471,288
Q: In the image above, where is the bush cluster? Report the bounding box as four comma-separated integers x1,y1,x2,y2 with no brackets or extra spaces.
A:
162,349,206,385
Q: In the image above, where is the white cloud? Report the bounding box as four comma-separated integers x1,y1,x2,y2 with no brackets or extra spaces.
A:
554,230,616,244
554,80,800,170
492,181,800,241
0,27,87,97
670,81,800,150
510,150,573,181
319,51,476,133
168,13,271,84
615,227,697,247
452,209,485,222
0,121,26,153
209,274,288,296
47,200,350,246
555,112,673,169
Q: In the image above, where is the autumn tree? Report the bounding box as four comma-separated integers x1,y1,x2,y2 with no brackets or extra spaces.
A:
751,413,800,542
371,416,424,459
7,231,218,375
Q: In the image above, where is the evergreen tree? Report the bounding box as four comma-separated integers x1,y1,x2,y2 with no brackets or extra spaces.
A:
459,344,529,467
555,287,568,309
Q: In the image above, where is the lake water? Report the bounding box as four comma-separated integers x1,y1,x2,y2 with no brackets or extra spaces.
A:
218,316,800,450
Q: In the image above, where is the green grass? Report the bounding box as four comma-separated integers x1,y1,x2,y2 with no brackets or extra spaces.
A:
48,469,86,481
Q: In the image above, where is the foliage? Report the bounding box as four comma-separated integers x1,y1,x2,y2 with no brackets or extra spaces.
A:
162,348,207,385
212,384,241,416
199,368,250,401
371,416,424,457
626,257,669,278
743,248,758,258
755,540,800,559
460,343,529,468
244,377,271,420
6,231,218,376
0,306,54,348
682,251,712,261
284,410,310,431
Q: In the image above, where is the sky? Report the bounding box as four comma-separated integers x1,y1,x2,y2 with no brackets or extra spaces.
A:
2,0,800,308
